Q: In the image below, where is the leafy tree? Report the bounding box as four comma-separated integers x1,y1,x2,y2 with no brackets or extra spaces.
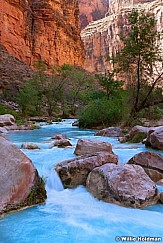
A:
16,79,40,116
95,70,124,100
16,62,94,117
64,67,93,115
115,9,163,124
78,71,128,128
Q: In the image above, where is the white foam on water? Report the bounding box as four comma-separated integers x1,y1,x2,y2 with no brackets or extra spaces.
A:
46,169,64,191
2,119,163,243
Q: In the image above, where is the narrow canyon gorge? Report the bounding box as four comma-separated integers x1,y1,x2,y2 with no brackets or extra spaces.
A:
81,0,163,73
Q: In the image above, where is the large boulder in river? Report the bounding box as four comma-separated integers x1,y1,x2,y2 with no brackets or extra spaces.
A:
51,134,68,140
126,125,148,143
95,127,122,137
74,138,113,156
55,152,118,188
0,114,16,126
51,139,72,148
128,152,163,182
129,125,148,138
145,126,163,151
51,134,72,148
86,163,159,208
0,135,46,215
21,142,40,150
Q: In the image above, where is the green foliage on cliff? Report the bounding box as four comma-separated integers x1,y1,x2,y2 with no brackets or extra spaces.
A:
114,9,163,125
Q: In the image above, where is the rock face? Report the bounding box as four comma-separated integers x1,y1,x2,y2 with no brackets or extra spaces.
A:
128,151,163,182
86,163,159,208
95,127,122,137
78,0,109,29
0,114,16,126
145,126,163,151
0,135,46,215
81,0,163,72
109,0,154,14
55,152,118,188
74,138,113,155
0,0,84,68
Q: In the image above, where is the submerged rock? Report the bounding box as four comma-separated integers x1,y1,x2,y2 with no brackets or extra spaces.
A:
0,114,16,126
74,138,113,156
0,135,46,215
86,163,159,208
95,127,122,137
72,120,79,126
128,152,163,182
55,152,118,188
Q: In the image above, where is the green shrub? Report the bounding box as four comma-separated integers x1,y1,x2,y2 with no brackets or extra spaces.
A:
78,98,126,128
137,106,163,120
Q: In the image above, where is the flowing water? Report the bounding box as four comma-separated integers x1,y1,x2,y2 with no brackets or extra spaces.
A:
0,119,163,243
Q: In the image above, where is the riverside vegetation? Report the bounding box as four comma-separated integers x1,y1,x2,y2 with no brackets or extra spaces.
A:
0,10,163,128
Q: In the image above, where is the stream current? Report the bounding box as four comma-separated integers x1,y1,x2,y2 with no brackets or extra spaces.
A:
0,119,163,243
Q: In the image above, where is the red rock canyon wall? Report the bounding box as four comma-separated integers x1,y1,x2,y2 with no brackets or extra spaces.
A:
81,0,163,73
0,0,84,67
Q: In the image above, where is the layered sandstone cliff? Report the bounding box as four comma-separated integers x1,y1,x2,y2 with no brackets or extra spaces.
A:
81,0,163,73
0,0,84,67
78,0,109,29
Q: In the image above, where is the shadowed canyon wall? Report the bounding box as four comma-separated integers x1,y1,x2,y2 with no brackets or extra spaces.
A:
0,0,84,68
78,0,109,29
81,0,163,73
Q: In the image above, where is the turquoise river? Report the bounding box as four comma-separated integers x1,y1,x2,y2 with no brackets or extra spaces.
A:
0,119,163,243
